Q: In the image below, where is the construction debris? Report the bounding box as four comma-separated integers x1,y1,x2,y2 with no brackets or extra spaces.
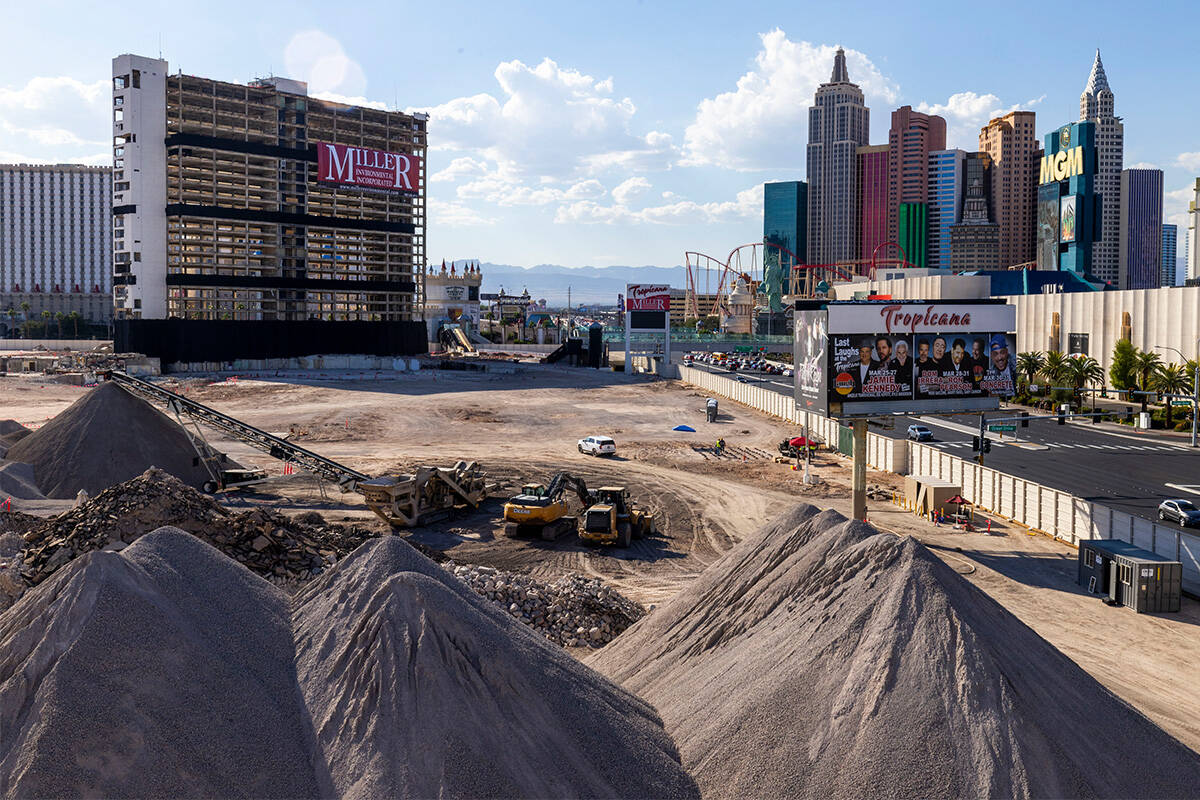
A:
17,468,379,589
589,504,1200,799
448,563,645,648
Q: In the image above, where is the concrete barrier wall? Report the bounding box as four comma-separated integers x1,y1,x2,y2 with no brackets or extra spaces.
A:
0,339,111,351
679,365,1200,596
677,366,899,473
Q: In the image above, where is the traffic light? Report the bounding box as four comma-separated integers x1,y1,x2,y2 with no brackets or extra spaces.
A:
981,438,992,453
1020,411,1030,428
972,436,981,452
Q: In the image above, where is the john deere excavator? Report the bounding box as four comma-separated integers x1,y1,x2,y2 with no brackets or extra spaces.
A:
503,471,595,540
580,486,655,548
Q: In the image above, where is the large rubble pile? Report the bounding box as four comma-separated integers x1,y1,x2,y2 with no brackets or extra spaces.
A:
589,504,1200,799
17,468,379,589
0,529,698,798
448,563,645,648
6,381,218,497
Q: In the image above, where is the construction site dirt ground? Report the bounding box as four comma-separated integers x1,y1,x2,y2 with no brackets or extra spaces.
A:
2,365,1199,753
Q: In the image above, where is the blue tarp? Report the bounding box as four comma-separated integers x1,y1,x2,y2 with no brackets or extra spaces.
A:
673,425,696,432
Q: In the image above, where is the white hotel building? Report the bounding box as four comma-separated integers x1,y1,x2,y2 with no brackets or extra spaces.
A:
0,164,113,332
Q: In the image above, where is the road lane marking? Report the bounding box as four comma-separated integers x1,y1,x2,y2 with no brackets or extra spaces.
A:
1165,483,1200,497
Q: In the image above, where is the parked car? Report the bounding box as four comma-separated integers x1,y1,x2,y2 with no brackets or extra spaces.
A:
1158,499,1200,527
578,435,617,457
907,425,934,441
782,369,793,377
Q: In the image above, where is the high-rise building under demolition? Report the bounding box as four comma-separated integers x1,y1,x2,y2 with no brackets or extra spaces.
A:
111,54,427,357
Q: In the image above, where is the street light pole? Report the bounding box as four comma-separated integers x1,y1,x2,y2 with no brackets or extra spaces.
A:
1156,339,1199,448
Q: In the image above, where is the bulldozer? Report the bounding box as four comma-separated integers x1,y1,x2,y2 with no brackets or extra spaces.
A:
502,471,595,540
581,486,655,548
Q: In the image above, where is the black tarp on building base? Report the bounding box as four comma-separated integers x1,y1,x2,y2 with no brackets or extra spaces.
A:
115,319,428,364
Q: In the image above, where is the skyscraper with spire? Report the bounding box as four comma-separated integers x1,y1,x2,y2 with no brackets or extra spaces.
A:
1080,49,1123,285
806,47,870,265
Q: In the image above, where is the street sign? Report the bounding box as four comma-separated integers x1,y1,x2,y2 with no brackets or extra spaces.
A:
1171,400,1191,407
988,424,1017,432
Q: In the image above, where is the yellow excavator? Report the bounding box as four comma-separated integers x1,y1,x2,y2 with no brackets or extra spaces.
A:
503,471,596,540
580,486,655,548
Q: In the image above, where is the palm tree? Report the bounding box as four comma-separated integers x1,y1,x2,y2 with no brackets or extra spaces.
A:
4,308,15,338
1016,351,1046,392
68,311,81,338
19,302,30,338
40,310,51,339
1153,363,1190,428
55,311,65,338
1060,356,1103,412
1042,350,1067,386
1132,349,1163,413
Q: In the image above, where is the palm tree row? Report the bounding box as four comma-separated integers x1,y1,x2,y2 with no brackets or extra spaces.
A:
1016,346,1196,426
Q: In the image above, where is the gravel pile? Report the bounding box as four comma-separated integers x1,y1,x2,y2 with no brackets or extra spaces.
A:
5,381,218,497
0,461,44,500
17,468,378,589
0,528,327,798
0,529,698,799
448,563,645,647
0,420,30,459
589,503,1200,800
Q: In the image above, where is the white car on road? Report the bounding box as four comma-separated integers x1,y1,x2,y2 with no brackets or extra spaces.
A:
578,435,617,456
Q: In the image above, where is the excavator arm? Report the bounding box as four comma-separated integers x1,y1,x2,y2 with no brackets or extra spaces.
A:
544,471,595,507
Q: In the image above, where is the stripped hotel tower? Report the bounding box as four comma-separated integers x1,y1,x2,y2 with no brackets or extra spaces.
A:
1080,49,1123,285
806,48,870,266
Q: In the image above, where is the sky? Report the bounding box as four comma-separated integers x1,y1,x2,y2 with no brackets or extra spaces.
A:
2,0,1198,270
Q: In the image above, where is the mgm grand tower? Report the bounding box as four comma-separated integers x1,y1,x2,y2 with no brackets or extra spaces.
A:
111,54,428,360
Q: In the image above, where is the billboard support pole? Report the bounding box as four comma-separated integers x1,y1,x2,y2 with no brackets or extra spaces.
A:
852,418,867,520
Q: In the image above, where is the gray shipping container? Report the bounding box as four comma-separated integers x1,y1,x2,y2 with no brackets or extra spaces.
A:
1077,539,1182,613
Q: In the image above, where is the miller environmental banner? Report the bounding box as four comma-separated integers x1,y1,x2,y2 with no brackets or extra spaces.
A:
817,301,1017,416
317,143,421,194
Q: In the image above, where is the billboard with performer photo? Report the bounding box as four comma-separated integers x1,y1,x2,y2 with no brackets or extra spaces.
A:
799,300,1017,417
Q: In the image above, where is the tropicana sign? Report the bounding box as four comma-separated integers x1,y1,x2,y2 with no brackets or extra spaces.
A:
1039,146,1085,185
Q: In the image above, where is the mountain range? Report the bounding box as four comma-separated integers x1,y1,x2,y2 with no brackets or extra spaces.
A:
462,262,688,306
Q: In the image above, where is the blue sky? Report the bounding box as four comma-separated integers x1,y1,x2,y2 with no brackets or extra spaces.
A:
3,0,1197,269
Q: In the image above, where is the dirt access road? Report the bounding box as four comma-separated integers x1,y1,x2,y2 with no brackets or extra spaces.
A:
2,364,1199,752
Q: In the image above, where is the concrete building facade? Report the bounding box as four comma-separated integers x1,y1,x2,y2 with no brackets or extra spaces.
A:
927,149,965,269
806,48,870,265
949,174,1000,271
980,111,1039,268
0,164,112,330
1188,178,1200,281
1079,50,1123,286
1118,168,1163,290
112,54,426,323
887,106,945,245
856,144,888,262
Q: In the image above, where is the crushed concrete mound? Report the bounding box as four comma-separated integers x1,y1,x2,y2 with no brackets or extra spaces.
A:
0,528,327,799
0,461,44,500
0,421,30,460
5,382,216,498
1,529,698,799
293,537,698,799
588,504,1200,800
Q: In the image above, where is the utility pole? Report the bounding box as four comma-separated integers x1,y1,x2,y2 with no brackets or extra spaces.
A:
852,418,868,520
977,413,986,466
1155,339,1199,448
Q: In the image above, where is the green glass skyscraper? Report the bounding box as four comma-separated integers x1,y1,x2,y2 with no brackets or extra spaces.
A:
763,180,807,295
898,202,928,268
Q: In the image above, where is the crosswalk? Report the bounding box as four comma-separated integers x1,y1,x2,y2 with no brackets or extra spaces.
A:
929,440,1181,453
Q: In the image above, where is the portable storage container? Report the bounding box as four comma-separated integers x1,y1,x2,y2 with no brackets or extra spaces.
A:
1077,539,1182,613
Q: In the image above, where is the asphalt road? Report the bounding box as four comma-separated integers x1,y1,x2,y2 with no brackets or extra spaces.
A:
687,361,1198,525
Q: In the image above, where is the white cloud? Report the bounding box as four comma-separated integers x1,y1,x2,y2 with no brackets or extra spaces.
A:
457,174,608,206
428,198,496,227
0,76,110,163
309,91,389,111
1164,184,1196,230
284,31,367,97
1127,161,1159,169
915,91,1045,150
556,183,762,226
432,156,491,183
612,176,651,205
681,31,898,170
1177,152,1200,171
415,57,672,180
